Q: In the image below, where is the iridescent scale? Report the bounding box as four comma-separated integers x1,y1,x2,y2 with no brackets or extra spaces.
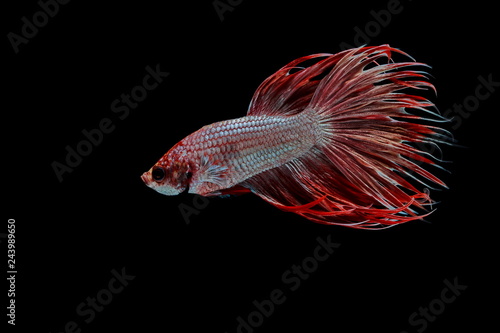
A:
179,113,318,187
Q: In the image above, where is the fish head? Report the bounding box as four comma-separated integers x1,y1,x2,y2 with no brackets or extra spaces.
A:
141,155,192,196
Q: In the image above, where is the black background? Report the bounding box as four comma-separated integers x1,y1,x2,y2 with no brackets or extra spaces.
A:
4,0,498,332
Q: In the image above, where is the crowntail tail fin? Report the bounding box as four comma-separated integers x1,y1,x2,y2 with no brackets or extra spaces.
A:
243,45,451,229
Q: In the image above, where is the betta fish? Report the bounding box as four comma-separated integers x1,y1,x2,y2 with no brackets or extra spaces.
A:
141,45,451,229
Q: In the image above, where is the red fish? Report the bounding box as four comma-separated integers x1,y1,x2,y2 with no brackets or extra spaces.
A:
141,45,450,229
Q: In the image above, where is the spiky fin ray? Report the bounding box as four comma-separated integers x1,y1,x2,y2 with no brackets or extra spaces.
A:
243,45,451,229
247,53,338,116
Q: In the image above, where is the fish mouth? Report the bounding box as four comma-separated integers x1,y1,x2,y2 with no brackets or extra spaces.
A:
141,172,151,186
140,171,183,196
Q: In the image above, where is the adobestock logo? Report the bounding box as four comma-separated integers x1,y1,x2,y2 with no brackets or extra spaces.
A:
225,234,340,333
442,73,499,130
178,194,210,225
49,267,135,333
7,0,71,54
212,0,243,22
339,0,409,50
400,276,467,333
405,73,498,180
51,64,169,183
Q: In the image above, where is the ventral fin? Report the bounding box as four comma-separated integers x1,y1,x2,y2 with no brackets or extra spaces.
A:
218,185,252,196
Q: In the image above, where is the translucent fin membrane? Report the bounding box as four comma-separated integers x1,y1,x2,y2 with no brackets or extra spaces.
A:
242,45,451,229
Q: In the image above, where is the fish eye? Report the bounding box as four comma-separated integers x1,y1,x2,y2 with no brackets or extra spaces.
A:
152,166,165,182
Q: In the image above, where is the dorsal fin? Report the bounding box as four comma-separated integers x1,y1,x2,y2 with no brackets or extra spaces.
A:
247,53,341,116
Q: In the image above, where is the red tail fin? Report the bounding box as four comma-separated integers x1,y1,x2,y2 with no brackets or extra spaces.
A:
243,45,451,229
